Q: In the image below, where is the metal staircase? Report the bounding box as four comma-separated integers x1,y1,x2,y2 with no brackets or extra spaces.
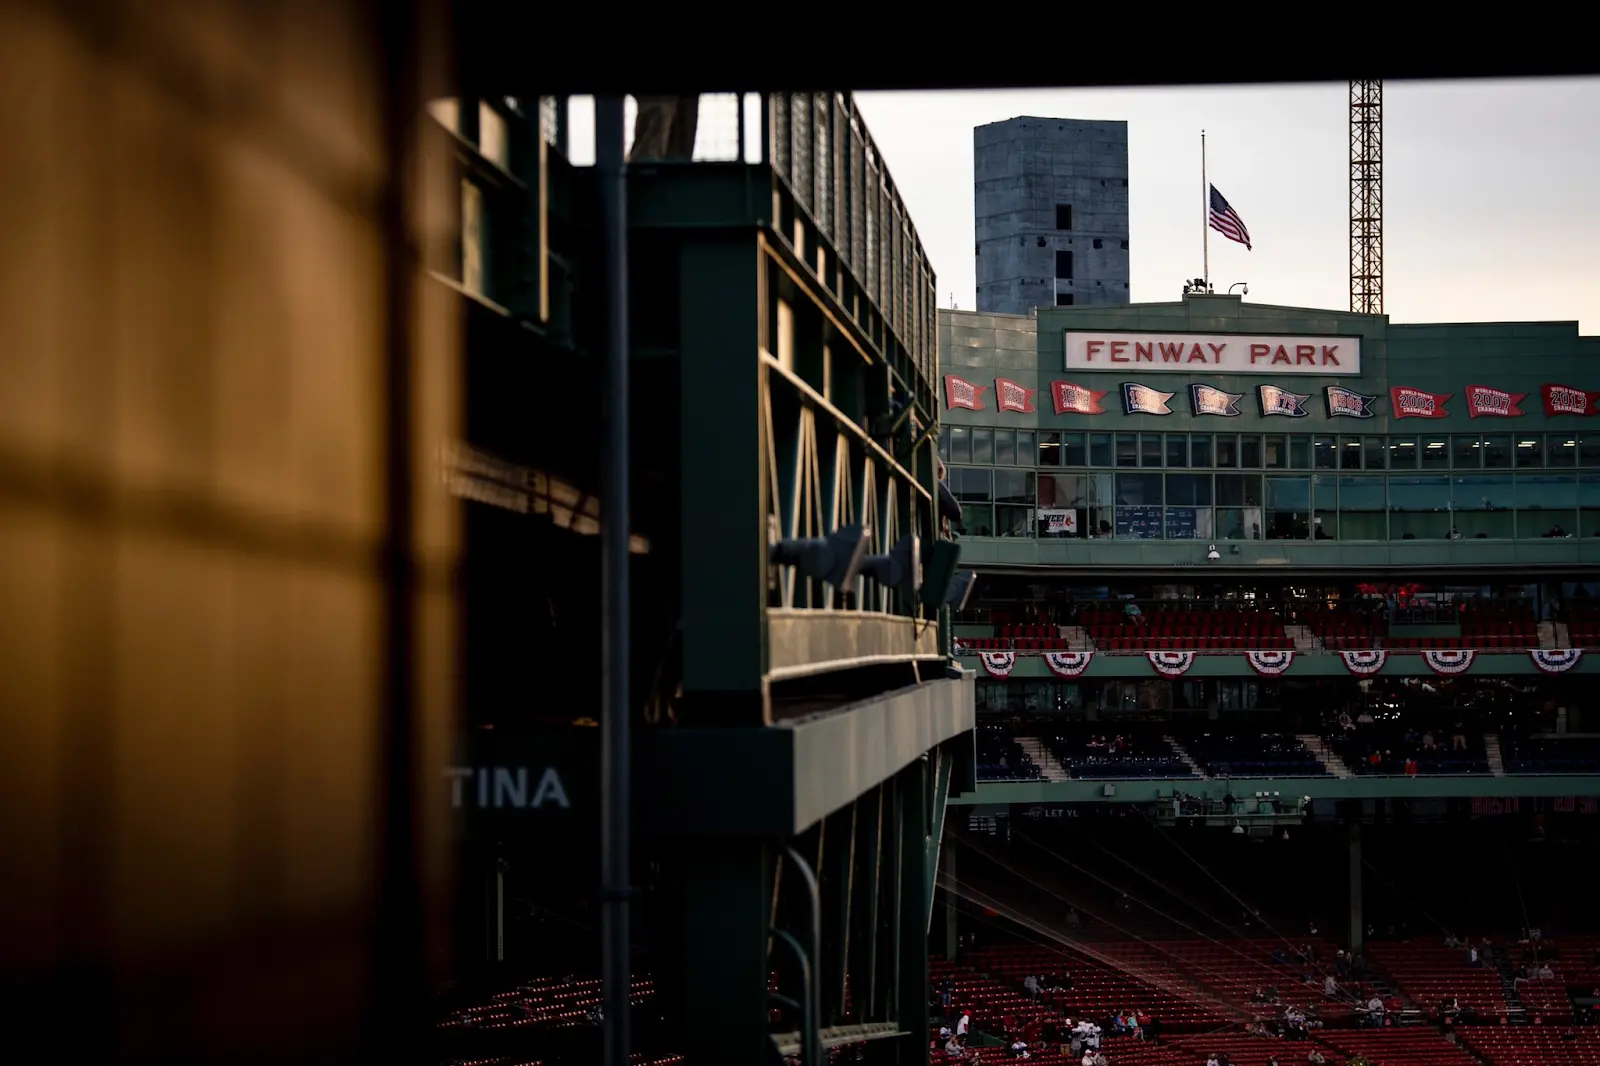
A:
1164,736,1207,778
1484,734,1505,777
1016,737,1070,781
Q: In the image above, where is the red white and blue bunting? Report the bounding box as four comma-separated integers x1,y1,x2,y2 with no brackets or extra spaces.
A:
978,651,1017,678
1530,648,1583,674
1146,650,1196,678
1246,649,1296,676
1043,650,1095,677
1339,650,1388,676
1422,649,1476,676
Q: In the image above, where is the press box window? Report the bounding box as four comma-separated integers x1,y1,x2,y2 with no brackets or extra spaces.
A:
1054,251,1074,279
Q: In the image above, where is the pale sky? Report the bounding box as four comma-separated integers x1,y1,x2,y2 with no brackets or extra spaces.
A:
852,79,1600,334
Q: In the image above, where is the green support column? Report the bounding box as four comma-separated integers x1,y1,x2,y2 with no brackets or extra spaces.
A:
849,786,884,1024
677,237,767,725
674,841,778,1063
822,804,857,1025
893,760,932,1066
1347,817,1363,954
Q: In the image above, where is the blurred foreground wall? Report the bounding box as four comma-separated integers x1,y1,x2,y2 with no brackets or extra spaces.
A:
0,1,460,1060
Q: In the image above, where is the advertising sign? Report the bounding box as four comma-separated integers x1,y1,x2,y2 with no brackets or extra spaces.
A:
1066,332,1361,376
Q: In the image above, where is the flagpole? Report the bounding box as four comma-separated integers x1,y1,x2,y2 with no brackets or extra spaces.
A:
1201,129,1209,290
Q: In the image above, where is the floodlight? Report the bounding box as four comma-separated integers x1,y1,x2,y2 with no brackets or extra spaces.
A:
861,534,920,596
943,570,978,611
919,539,963,609
768,523,872,588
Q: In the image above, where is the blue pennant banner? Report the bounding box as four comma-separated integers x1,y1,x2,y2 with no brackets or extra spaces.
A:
1190,383,1243,417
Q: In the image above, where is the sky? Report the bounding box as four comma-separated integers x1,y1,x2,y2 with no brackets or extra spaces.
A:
851,79,1600,333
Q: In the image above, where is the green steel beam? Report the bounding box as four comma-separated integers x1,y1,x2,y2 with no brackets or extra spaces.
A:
954,535,1600,570
957,651,1599,679
925,746,954,932
890,760,932,1066
821,804,856,1027
949,774,1600,806
848,786,884,1026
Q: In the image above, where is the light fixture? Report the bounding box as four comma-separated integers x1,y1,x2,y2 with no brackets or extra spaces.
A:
861,533,921,596
919,540,965,608
769,523,872,588
943,570,978,610
1206,544,1221,561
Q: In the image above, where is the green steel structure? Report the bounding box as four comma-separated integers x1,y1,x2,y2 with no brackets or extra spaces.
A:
430,80,975,1065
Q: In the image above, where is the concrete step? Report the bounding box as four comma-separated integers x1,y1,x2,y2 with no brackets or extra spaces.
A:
1485,733,1505,777
1060,625,1093,651
1538,620,1559,650
1162,735,1207,778
1015,736,1071,782
1284,623,1319,652
1297,733,1355,779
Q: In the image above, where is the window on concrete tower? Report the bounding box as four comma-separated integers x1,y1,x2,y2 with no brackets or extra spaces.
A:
1056,293,1075,306
1055,250,1073,279
1093,238,1103,249
1055,204,1072,230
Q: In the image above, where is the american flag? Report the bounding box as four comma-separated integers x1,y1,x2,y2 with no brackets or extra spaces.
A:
1209,185,1252,250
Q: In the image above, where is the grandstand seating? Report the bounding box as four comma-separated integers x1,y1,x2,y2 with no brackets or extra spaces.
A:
1042,731,1195,779
1314,1026,1482,1066
1181,734,1330,778
1500,737,1600,774
978,725,1044,781
1329,728,1491,776
1458,1026,1600,1066
1566,602,1600,649
1362,941,1513,1020
439,975,658,1033
1079,608,1294,653
1305,606,1383,650
1102,938,1357,1018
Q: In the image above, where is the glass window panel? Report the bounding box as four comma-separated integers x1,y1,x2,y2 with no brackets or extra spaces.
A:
1089,433,1112,467
1420,437,1448,467
1115,433,1139,467
1017,429,1036,465
1289,435,1311,469
994,469,1035,504
1037,430,1060,466
971,427,994,465
1482,434,1512,469
994,504,1034,536
1312,473,1338,510
955,504,992,537
1190,434,1213,467
1062,432,1087,466
939,426,952,460
1314,436,1337,469
947,425,971,464
1216,473,1263,507
1037,473,1086,509
1215,507,1263,540
1514,436,1543,468
1166,435,1189,468
1546,433,1577,467
1581,472,1600,537
1240,434,1262,468
1389,475,1451,540
1337,475,1386,540
1580,435,1600,467
1216,434,1238,468
993,429,1016,466
1141,433,1163,467
1362,437,1387,470
1265,476,1310,540
1388,436,1417,470
1452,434,1481,468
951,467,991,501
1340,437,1363,470
1264,435,1287,469
1115,506,1164,539
1453,474,1514,539
1115,472,1164,506
1515,473,1576,538
1165,473,1213,506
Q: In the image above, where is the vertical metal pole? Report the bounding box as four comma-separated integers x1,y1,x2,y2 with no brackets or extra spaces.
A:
1201,130,1209,290
595,95,633,1066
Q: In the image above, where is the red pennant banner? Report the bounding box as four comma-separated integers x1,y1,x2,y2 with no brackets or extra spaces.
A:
1464,385,1526,419
1051,381,1109,415
1390,387,1451,419
1542,384,1600,417
944,374,987,411
995,378,1038,413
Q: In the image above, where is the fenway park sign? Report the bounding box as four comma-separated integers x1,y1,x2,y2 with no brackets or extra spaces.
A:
1066,332,1362,376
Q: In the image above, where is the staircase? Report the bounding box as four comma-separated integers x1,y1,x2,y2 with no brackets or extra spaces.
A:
1484,734,1505,777
1538,620,1560,649
1061,625,1093,651
1163,736,1207,778
1285,623,1319,652
1016,737,1070,782
1297,734,1355,779
1487,946,1529,1023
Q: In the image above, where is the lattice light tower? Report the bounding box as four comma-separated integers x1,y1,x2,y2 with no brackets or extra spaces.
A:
1350,79,1383,314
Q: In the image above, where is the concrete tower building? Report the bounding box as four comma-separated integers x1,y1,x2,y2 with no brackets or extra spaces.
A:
974,116,1130,315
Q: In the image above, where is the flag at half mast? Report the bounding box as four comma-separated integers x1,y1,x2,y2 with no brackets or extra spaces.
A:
1209,185,1252,250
